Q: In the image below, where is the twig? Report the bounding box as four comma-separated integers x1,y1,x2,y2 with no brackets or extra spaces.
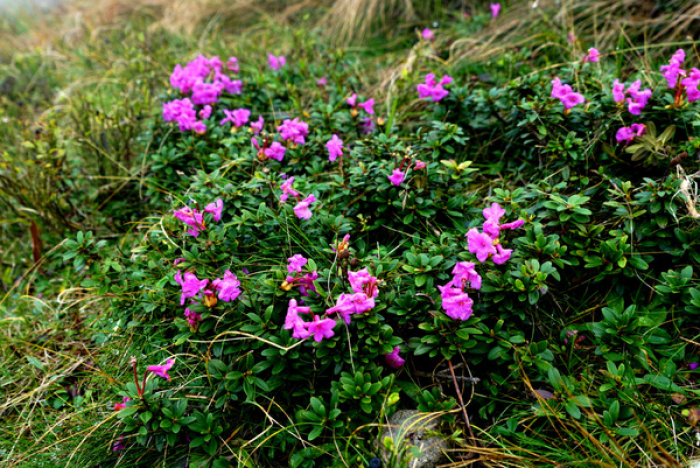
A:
447,359,477,446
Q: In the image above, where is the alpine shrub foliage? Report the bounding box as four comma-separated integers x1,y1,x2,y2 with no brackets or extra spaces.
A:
81,41,700,466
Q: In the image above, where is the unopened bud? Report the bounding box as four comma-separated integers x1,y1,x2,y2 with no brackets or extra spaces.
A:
204,292,218,308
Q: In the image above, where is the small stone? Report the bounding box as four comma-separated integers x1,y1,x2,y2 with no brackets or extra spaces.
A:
379,410,448,468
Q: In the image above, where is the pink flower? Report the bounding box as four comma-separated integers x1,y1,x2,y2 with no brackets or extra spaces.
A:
682,69,700,102
551,78,585,110
361,117,375,133
442,292,474,320
326,293,356,324
326,134,344,162
212,270,241,302
385,347,405,369
421,28,434,41
293,194,317,220
562,91,585,110
316,76,327,86
612,79,626,103
250,115,264,134
660,49,686,88
264,141,286,161
147,358,175,380
220,108,251,128
191,80,223,105
358,98,375,115
492,244,513,265
268,54,286,70
277,118,309,145
388,169,405,186
163,98,199,132
226,57,239,73
114,396,131,411
417,73,452,102
616,127,634,143
174,271,209,305
483,202,506,222
204,199,223,222
284,299,311,339
280,177,299,202
500,219,525,231
414,160,426,169
199,105,212,120
287,254,308,273
490,3,501,18
690,363,699,370
449,261,482,290
467,228,497,263
184,308,202,327
173,205,205,237
348,268,379,298
615,123,645,144
306,315,336,342
113,436,126,452
584,47,600,63
346,93,358,107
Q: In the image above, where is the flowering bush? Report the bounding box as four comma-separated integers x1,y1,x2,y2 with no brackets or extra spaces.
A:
59,38,700,468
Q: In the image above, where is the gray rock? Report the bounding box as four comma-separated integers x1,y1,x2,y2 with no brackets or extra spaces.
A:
379,410,448,468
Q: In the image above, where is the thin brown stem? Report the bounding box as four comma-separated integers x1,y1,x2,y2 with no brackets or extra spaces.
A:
448,359,477,446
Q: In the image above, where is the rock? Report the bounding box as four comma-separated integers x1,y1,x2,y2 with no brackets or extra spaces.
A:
379,410,448,468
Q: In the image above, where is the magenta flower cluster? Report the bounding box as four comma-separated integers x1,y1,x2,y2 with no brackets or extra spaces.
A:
278,177,318,220
278,118,310,145
550,78,585,110
174,268,242,328
437,203,524,321
417,73,453,102
612,79,652,115
173,199,223,237
283,260,380,343
616,123,646,144
284,253,318,297
584,47,600,63
164,55,242,133
660,49,700,103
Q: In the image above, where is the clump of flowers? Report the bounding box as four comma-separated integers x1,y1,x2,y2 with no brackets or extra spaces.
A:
388,168,405,186
438,262,481,321
615,123,646,144
173,199,223,237
659,49,700,106
325,268,380,325
551,78,585,111
163,98,207,134
282,254,318,297
164,55,243,133
384,347,405,369
417,73,453,102
220,108,251,129
277,118,309,145
326,134,344,162
252,136,286,162
268,54,287,70
467,202,524,265
583,47,600,63
437,203,523,321
612,79,652,115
